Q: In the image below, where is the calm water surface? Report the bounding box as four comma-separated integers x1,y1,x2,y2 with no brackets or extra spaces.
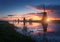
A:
9,22,60,42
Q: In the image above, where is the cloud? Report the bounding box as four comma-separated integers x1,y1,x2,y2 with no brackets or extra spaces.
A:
35,5,60,10
26,5,60,18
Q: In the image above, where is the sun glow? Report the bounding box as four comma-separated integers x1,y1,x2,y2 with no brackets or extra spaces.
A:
32,16,41,20
47,18,51,22
2,13,60,21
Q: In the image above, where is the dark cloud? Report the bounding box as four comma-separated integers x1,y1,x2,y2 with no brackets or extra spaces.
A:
34,5,60,18
36,5,60,10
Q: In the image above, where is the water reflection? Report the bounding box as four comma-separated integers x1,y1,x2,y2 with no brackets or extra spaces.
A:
9,22,54,33
9,22,60,42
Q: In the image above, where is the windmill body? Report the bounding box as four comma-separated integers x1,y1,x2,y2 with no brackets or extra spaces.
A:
42,12,48,32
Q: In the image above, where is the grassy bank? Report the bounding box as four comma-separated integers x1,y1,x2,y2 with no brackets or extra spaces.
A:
0,20,35,42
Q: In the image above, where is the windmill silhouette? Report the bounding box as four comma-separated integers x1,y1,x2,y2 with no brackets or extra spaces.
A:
27,5,48,32
27,5,48,42
41,5,48,32
41,5,48,42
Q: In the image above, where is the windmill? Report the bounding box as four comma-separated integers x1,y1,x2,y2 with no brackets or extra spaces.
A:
41,5,48,32
27,5,48,32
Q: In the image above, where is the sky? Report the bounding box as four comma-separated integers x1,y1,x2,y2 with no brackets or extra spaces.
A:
0,0,60,19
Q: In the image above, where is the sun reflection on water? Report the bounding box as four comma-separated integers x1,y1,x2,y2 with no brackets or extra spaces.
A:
9,21,54,34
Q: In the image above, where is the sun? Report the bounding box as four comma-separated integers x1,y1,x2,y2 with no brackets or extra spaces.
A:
47,18,51,22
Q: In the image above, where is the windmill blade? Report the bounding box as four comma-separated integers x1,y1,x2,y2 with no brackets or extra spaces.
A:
43,4,46,12
27,5,54,13
26,5,46,13
26,5,41,11
37,12,45,14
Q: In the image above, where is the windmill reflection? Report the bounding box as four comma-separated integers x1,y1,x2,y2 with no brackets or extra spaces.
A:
17,19,19,24
29,19,32,25
42,32,48,42
22,18,27,35
41,5,48,42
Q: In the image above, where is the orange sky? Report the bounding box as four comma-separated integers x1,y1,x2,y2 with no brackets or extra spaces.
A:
1,14,60,21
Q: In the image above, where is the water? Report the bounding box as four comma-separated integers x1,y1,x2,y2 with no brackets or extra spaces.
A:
9,22,60,42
